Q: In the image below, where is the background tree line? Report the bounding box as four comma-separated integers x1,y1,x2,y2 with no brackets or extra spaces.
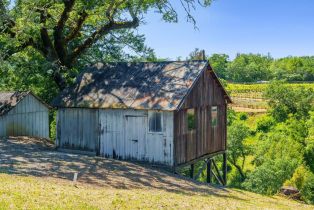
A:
208,53,314,82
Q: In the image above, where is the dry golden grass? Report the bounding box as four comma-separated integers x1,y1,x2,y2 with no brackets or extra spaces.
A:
0,173,312,210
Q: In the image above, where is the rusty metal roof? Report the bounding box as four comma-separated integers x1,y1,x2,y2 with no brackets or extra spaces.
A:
53,61,230,110
0,91,29,116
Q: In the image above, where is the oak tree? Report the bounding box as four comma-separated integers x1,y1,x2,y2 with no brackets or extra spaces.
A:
0,0,212,90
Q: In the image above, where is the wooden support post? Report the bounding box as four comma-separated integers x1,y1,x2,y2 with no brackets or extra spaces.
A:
190,164,194,179
212,159,224,185
223,152,227,186
207,159,212,183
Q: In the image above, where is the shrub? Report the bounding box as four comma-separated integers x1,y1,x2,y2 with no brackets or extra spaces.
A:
301,174,314,204
239,112,248,121
285,165,314,204
242,159,297,195
256,115,275,133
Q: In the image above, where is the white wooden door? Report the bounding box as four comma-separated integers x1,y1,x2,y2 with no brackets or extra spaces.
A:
124,115,146,160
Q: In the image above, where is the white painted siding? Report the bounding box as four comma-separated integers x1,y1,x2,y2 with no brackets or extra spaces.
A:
56,108,99,152
99,109,174,166
57,108,174,166
0,94,49,138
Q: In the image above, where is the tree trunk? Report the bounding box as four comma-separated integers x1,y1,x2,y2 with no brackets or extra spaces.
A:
52,64,67,90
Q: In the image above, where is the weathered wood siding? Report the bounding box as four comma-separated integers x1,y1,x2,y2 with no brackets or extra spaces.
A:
99,109,174,166
174,69,227,166
56,108,99,152
56,108,174,165
0,94,49,138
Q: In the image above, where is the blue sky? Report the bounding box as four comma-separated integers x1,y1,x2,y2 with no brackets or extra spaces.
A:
138,0,314,60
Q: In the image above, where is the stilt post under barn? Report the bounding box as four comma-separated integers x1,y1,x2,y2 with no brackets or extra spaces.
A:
223,152,227,186
207,159,212,183
190,164,194,178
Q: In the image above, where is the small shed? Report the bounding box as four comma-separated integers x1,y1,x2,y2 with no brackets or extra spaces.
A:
53,61,231,168
0,91,50,138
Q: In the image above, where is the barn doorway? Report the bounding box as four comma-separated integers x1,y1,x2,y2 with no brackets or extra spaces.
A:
124,115,146,160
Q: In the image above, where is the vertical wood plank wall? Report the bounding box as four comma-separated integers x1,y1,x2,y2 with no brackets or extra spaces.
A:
174,69,227,166
99,109,173,166
56,108,99,152
56,108,174,166
0,94,49,138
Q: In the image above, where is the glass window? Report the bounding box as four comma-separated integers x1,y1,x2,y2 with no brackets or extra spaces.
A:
211,106,218,127
187,109,196,131
149,111,162,132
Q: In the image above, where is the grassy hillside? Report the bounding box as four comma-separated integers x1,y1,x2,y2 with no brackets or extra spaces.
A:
1,137,313,209
0,173,312,210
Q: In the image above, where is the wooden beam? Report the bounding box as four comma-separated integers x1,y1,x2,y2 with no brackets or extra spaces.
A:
223,152,227,186
211,169,223,185
207,158,212,183
190,164,194,178
175,150,226,169
212,159,225,185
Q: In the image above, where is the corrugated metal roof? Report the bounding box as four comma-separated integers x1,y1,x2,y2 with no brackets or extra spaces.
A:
53,61,230,111
0,91,29,116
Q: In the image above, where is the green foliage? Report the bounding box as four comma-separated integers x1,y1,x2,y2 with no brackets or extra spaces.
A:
225,86,313,204
242,158,298,195
254,119,305,167
271,56,314,81
256,115,275,133
1,0,212,92
305,112,314,172
227,108,237,126
208,54,229,79
226,53,273,82
49,111,56,141
239,112,248,121
227,121,251,180
207,53,314,82
265,81,314,122
301,174,314,204
285,165,314,204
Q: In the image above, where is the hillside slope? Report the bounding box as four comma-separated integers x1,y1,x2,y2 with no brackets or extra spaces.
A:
0,137,312,209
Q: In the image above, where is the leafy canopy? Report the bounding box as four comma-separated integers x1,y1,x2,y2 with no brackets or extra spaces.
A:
0,0,212,91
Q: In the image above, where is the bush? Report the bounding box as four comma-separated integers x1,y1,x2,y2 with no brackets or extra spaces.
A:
242,159,297,195
304,141,314,172
284,165,308,189
239,112,248,121
301,174,314,204
285,165,314,204
256,115,275,133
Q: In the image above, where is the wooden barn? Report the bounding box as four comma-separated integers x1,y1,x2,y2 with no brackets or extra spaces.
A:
0,91,50,138
53,61,231,177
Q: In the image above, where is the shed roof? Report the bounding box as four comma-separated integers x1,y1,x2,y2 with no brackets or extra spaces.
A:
53,61,231,111
0,91,50,116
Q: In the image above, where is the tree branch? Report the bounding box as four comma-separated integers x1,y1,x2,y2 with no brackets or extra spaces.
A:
64,10,88,43
33,7,55,57
66,1,142,65
67,18,139,65
53,0,76,63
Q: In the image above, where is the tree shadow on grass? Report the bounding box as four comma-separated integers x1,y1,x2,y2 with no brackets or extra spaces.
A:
0,136,246,201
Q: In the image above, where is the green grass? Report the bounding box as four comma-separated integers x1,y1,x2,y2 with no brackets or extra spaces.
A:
0,173,312,210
